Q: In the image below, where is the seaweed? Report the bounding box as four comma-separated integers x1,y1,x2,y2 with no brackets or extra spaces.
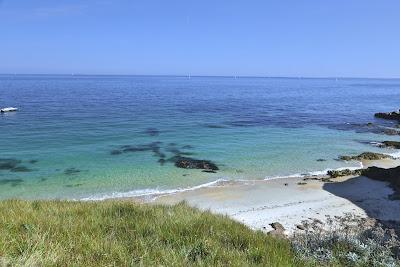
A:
0,158,21,170
143,128,160,136
64,168,81,175
10,166,33,172
0,178,24,187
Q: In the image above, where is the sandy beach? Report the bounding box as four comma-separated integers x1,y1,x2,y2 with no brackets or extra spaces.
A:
150,159,400,234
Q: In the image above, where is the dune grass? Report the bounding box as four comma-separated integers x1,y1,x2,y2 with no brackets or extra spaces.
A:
0,200,307,266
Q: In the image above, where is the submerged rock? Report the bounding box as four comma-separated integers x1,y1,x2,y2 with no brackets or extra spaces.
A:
375,110,400,121
173,156,219,171
339,152,392,161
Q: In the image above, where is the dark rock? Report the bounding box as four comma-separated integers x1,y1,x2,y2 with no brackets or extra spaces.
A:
375,110,400,121
173,156,219,171
380,141,400,149
362,165,400,200
158,158,166,166
316,158,326,162
28,159,38,164
181,145,194,149
10,166,33,172
367,122,374,126
297,182,307,185
64,168,81,175
339,152,393,161
284,183,288,186
296,225,306,230
327,169,363,178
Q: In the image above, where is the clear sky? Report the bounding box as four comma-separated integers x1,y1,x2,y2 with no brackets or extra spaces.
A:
0,0,399,77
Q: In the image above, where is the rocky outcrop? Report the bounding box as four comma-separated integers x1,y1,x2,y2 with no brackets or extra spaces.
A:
380,141,400,149
267,222,286,238
327,169,363,178
362,165,400,200
375,110,400,121
339,152,393,161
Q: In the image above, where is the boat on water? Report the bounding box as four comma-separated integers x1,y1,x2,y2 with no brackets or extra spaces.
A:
0,107,18,112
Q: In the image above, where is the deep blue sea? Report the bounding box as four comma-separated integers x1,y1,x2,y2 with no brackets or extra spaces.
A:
1,75,400,200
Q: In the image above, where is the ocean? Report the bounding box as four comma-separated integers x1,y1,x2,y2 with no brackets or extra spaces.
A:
1,75,399,200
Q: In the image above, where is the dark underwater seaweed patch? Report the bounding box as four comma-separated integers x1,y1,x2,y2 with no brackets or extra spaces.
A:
0,178,24,187
10,166,33,172
203,124,227,129
110,150,123,155
65,183,83,188
64,168,82,175
143,128,160,136
108,141,217,170
0,158,22,170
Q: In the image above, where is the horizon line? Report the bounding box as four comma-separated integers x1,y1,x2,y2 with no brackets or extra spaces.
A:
0,73,399,80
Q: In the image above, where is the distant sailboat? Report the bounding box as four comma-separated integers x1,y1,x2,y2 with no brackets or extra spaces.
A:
1,107,18,113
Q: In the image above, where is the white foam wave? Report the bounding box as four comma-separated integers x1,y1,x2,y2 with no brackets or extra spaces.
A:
389,151,400,159
264,162,364,180
80,178,228,201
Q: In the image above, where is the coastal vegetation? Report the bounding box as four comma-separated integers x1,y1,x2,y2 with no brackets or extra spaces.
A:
0,200,305,266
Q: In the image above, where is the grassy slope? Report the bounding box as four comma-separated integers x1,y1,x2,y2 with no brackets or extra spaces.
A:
0,200,307,266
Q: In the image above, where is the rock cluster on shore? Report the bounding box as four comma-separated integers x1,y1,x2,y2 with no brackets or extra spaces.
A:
380,141,400,149
339,152,393,161
327,164,400,200
327,169,363,178
362,165,400,200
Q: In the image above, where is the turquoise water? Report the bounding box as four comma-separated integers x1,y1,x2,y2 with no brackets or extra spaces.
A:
1,75,400,200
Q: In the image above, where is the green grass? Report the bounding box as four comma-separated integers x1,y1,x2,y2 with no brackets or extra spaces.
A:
0,200,307,266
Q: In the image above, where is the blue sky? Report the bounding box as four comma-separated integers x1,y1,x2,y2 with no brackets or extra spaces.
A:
0,1,399,77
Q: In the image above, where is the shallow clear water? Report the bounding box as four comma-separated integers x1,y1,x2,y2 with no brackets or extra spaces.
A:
1,75,400,200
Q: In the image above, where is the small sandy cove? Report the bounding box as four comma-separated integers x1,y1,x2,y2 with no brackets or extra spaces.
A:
151,159,400,234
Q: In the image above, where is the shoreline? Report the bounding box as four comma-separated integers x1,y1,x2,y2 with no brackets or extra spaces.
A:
129,158,400,234
80,154,398,202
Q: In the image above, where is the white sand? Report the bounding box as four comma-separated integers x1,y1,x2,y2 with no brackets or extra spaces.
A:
153,159,400,234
